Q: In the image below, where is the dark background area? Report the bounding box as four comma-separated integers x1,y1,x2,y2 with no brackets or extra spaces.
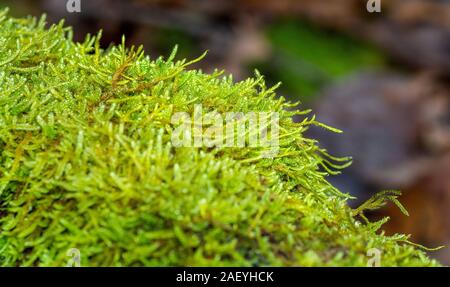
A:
2,0,449,265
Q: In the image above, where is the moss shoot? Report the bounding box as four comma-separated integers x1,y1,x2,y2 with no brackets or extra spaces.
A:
0,9,441,266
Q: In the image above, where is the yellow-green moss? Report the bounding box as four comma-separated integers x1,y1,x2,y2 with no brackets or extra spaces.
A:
0,9,440,266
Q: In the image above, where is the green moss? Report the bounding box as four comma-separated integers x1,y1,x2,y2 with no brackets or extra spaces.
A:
0,9,441,266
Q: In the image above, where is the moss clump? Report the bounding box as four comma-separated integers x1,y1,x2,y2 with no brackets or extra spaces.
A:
0,9,440,266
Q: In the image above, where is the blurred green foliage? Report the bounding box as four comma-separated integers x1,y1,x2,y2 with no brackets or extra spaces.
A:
254,20,385,100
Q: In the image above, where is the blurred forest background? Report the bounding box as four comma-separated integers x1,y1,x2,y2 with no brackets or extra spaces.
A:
1,0,449,265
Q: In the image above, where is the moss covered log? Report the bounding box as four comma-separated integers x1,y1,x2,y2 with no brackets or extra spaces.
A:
0,9,440,266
